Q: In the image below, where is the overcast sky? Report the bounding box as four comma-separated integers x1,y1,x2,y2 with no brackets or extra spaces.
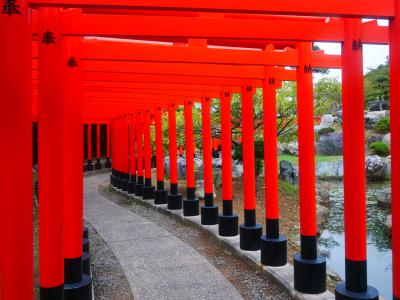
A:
314,19,389,81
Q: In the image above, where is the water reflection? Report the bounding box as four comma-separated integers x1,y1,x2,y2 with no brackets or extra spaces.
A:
319,182,392,299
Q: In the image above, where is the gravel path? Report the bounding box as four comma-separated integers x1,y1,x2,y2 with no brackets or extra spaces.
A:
86,222,134,300
97,177,290,300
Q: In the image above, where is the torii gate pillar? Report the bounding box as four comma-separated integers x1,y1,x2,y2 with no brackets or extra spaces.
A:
390,1,400,299
154,106,168,205
0,1,33,299
335,19,379,300
293,42,326,294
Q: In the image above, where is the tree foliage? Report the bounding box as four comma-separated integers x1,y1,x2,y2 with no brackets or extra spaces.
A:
364,60,389,103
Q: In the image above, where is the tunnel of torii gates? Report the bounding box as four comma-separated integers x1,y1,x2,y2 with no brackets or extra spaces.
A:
0,1,400,300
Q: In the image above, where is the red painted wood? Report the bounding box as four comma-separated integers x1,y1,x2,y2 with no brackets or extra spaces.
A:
0,0,33,298
342,19,366,261
201,98,213,194
296,42,317,237
220,92,233,201
184,101,195,188
390,1,400,297
168,104,178,184
38,7,64,289
155,107,164,182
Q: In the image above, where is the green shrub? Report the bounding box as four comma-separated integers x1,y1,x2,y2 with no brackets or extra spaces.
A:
233,139,264,176
318,127,335,136
374,117,390,133
369,141,390,157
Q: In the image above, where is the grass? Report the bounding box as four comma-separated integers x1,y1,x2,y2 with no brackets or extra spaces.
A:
278,179,298,197
278,154,342,167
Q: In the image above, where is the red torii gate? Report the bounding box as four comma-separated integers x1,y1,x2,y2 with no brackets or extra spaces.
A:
1,2,399,300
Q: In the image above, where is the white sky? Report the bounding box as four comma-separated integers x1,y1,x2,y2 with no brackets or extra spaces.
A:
314,19,389,81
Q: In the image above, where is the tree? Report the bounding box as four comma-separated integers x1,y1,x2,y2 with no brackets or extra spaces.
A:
313,77,342,116
364,60,389,103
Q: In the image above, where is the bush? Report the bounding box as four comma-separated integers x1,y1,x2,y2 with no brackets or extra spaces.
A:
374,117,390,133
233,139,264,176
318,127,335,136
369,141,390,157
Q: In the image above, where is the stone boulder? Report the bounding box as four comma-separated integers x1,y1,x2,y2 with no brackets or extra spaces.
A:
385,215,392,236
316,133,343,156
368,100,389,112
320,114,336,128
177,156,187,179
375,188,391,209
366,134,384,146
212,157,222,169
382,133,391,147
279,160,298,184
366,155,387,182
213,168,223,188
232,160,243,178
317,204,330,231
384,156,391,178
282,142,299,156
364,110,389,128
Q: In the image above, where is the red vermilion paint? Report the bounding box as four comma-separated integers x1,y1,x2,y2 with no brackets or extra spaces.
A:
390,1,400,297
241,85,256,211
129,114,136,175
38,7,64,288
263,70,279,220
201,97,213,194
143,110,152,180
220,92,233,201
87,124,92,161
0,0,33,298
96,123,101,159
168,104,178,184
342,20,367,262
296,42,317,237
123,116,129,175
136,113,144,177
106,123,111,158
155,107,165,181
63,31,84,261
184,100,195,188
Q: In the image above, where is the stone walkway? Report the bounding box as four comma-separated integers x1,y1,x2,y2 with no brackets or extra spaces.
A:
84,174,243,300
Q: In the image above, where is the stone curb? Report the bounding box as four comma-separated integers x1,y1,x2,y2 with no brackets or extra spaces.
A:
108,183,335,300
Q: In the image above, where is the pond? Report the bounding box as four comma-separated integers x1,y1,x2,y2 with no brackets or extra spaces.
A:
319,182,392,299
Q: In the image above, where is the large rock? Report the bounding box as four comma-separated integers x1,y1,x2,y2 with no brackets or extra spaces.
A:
279,160,298,184
366,134,384,146
382,133,391,146
213,168,223,187
368,100,389,112
375,188,391,209
384,156,391,178
317,204,330,231
315,114,336,132
366,155,387,182
282,142,299,156
385,215,392,236
364,110,389,128
316,161,343,179
177,156,187,179
232,160,243,178
316,133,343,156
212,157,222,169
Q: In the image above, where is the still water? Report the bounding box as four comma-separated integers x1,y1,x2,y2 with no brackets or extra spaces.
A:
319,182,392,299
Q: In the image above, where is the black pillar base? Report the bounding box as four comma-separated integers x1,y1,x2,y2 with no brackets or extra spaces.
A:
183,198,200,216
83,165,87,172
82,252,90,275
105,158,111,169
335,282,379,300
167,193,182,210
135,184,144,197
64,274,92,300
40,285,64,300
201,205,219,225
95,159,102,170
143,185,155,200
261,235,287,267
293,253,326,294
394,296,400,300
127,180,136,194
82,238,90,253
239,223,262,251
121,179,128,192
110,174,115,186
154,189,168,205
83,227,88,239
86,160,93,172
218,214,239,237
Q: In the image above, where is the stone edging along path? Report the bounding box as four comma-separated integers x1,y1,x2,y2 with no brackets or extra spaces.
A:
109,180,335,300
